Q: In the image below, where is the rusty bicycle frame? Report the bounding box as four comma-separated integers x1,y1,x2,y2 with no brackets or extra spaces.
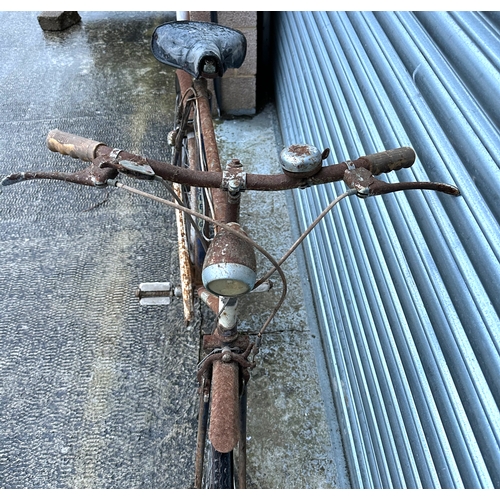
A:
1,20,462,489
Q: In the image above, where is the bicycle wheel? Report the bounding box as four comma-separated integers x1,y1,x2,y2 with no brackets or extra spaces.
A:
208,359,239,488
171,71,213,322
196,352,249,489
201,359,242,489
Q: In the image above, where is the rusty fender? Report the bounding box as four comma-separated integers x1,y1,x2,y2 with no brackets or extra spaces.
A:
209,359,240,453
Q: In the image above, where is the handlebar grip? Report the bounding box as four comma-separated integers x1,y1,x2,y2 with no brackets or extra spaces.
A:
360,147,416,175
46,129,107,162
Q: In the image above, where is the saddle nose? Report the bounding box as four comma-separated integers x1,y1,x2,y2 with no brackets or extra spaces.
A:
151,21,247,79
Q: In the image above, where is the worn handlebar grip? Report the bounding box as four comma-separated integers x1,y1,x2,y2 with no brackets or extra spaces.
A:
46,129,106,162
360,147,416,176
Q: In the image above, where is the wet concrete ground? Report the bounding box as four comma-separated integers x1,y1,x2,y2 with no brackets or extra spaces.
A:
0,11,348,488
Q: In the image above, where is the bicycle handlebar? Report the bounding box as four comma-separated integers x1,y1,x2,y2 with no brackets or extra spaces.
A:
47,129,415,177
1,129,459,197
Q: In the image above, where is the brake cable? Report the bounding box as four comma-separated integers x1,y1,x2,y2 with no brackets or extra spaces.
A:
254,189,357,287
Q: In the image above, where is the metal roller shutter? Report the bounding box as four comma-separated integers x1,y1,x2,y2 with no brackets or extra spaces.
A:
273,11,500,488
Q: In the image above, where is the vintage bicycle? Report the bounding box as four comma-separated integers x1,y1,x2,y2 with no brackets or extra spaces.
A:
1,20,460,488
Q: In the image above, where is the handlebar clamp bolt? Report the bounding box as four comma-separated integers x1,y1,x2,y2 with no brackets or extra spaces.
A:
228,178,240,192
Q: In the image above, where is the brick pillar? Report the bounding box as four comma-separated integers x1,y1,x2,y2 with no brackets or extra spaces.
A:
188,11,257,116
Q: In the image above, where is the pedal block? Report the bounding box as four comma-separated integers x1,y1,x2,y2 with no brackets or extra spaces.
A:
136,282,181,306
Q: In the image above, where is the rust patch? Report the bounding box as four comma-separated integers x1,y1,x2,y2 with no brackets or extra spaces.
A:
288,144,312,156
202,223,256,275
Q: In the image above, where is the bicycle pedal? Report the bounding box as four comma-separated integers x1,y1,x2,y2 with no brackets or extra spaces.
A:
135,282,182,306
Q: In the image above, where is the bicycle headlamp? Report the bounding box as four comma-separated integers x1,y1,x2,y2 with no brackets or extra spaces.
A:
202,223,256,297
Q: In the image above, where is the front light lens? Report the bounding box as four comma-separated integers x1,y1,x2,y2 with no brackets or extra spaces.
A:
202,263,256,297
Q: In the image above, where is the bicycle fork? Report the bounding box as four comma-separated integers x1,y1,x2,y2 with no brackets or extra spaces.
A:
194,293,252,488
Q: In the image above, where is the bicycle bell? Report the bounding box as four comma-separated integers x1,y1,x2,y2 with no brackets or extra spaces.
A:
279,144,325,178
202,223,256,297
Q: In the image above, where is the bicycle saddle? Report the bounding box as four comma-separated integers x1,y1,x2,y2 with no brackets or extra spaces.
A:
151,21,247,79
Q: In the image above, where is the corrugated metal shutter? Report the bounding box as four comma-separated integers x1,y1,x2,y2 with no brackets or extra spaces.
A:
273,11,500,488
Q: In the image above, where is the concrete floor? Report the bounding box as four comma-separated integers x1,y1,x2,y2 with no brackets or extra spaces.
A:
0,11,348,488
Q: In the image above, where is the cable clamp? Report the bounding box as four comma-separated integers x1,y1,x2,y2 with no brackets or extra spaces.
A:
221,163,246,194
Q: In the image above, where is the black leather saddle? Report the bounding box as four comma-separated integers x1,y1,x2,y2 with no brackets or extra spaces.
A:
151,21,247,79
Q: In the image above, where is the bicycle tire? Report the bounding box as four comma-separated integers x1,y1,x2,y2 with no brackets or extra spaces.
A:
206,445,234,489
175,71,212,269
196,370,239,489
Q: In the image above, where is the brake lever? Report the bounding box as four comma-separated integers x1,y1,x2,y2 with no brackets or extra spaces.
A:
0,153,159,194
1,161,118,188
343,166,460,198
0,149,156,189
